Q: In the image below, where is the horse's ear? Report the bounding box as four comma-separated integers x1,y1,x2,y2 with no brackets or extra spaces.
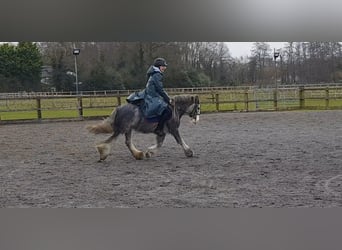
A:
195,95,199,104
191,96,194,103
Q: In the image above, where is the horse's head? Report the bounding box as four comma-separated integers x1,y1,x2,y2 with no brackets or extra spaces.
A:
173,95,201,124
188,95,200,124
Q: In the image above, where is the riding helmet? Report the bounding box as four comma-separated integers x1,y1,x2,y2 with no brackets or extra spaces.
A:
153,58,167,67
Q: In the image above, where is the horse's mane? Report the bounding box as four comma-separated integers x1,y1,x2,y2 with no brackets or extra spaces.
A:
173,95,197,105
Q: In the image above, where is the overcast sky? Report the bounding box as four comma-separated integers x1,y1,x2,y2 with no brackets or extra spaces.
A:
225,42,287,58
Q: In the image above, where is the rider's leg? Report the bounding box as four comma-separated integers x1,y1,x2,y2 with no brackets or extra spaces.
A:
154,106,172,135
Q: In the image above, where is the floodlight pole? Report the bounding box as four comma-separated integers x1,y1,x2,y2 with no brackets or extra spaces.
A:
74,54,79,95
274,48,280,110
274,48,280,90
72,44,80,95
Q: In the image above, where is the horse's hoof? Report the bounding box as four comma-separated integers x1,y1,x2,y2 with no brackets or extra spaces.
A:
96,143,111,161
185,149,194,157
99,155,108,161
134,151,144,160
145,151,153,158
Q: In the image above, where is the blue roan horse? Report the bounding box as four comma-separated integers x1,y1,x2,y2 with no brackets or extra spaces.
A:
86,95,200,161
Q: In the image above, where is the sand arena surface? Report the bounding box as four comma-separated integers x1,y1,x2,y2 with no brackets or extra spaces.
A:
0,110,341,207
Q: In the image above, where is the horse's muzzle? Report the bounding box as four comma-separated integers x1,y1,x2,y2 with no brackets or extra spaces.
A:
191,115,200,124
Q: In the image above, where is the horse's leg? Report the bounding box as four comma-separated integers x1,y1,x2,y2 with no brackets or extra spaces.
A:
96,131,119,162
145,134,166,158
170,129,193,157
125,130,144,160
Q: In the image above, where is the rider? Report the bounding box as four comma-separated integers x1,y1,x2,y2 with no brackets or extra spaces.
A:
143,57,172,136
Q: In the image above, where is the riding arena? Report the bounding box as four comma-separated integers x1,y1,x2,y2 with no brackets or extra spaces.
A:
0,87,342,208
1,90,341,207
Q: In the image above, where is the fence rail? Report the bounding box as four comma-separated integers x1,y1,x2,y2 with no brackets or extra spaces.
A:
1,85,342,123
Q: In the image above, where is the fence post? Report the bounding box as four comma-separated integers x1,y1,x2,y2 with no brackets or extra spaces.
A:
244,90,249,111
299,87,305,109
215,93,219,111
117,96,121,106
36,97,42,120
77,96,83,118
325,87,329,109
273,89,278,111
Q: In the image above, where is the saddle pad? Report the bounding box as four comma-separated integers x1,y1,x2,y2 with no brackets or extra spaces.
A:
145,116,160,123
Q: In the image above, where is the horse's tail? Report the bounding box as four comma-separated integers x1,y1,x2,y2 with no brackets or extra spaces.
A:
86,109,116,134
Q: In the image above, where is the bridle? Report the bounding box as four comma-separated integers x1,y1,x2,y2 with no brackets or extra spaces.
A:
189,102,200,118
189,96,200,123
170,95,200,123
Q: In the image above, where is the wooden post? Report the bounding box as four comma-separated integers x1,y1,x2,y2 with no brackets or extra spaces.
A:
36,97,42,120
117,96,121,106
244,91,249,111
77,96,83,118
273,89,278,111
325,87,329,109
215,93,219,111
299,87,305,109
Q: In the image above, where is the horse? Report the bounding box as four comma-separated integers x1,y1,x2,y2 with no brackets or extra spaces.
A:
86,94,200,161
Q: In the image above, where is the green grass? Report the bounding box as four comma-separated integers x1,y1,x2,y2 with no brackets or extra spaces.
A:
0,96,120,121
0,99,36,111
83,108,115,117
0,111,37,120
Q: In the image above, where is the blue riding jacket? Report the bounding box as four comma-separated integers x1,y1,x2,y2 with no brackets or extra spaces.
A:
142,66,170,118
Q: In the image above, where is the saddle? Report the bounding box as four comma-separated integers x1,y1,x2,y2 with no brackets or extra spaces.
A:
126,90,145,106
126,91,161,123
145,116,161,123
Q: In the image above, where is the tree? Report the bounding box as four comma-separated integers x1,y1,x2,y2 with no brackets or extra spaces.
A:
250,42,272,85
16,42,43,91
0,42,42,92
0,43,17,78
34,41,342,92
51,52,74,91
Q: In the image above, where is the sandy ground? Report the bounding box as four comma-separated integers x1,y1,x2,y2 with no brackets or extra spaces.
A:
0,110,342,207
